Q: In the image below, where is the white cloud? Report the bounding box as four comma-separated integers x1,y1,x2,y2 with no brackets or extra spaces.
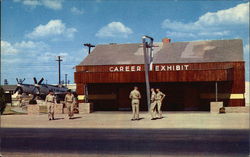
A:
198,2,249,26
1,41,19,54
96,22,133,38
165,31,196,38
26,19,77,40
70,7,84,15
14,41,48,50
14,0,40,6
162,2,249,39
198,31,230,36
1,40,49,55
13,0,63,10
43,0,63,10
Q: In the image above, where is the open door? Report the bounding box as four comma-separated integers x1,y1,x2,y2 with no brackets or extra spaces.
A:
118,87,131,111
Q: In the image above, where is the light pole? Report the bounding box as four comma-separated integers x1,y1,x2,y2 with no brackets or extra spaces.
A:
142,35,154,111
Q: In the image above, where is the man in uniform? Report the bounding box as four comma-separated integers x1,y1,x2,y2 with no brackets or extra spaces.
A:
16,91,23,107
129,86,141,121
155,88,166,119
150,88,157,120
45,90,57,120
64,90,75,119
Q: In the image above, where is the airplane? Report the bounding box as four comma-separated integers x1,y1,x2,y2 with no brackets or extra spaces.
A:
13,77,69,101
14,78,39,95
33,77,68,99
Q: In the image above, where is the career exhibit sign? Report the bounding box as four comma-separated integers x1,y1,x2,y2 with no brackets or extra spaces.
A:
109,64,190,72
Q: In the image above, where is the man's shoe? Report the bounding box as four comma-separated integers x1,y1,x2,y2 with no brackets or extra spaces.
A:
151,118,156,120
131,119,135,121
49,118,51,121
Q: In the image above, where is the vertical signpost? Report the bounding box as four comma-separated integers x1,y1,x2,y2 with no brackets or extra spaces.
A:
142,35,154,111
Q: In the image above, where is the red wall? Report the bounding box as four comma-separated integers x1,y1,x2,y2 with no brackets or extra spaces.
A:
75,62,245,107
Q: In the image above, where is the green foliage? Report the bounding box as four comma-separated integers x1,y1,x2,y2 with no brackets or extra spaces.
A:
0,86,7,114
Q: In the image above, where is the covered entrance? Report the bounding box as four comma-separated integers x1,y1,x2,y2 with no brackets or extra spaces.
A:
86,82,229,111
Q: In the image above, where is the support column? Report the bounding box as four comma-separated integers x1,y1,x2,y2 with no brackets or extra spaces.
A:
215,82,218,102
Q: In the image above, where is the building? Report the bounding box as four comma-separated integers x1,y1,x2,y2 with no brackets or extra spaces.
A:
74,38,245,111
2,85,17,104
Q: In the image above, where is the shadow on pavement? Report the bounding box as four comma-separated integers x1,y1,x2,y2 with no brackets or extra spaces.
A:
137,117,144,121
1,128,249,156
52,118,65,120
70,116,82,119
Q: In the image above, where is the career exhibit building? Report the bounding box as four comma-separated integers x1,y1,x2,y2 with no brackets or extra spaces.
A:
74,38,245,111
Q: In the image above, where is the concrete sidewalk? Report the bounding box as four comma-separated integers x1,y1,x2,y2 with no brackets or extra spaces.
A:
1,112,249,130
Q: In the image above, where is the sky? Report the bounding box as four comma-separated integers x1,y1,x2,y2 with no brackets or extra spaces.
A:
1,0,249,85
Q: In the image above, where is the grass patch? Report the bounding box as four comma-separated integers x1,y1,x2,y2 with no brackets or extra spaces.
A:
2,106,26,115
2,105,48,115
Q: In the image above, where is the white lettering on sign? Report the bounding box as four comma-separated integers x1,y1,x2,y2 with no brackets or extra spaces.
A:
176,65,180,70
131,66,135,71
137,66,141,71
155,66,160,71
109,67,114,71
167,66,172,71
109,65,190,72
125,66,130,72
161,65,166,71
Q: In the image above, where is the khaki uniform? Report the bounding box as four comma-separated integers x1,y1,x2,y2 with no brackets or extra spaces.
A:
16,94,23,107
129,89,141,120
45,94,56,120
155,91,165,118
150,91,157,118
64,93,75,118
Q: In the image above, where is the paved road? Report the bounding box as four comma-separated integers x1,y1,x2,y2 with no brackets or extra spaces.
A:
2,112,249,129
1,128,249,157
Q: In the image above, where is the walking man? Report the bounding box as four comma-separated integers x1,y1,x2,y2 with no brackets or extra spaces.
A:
45,90,57,120
129,86,141,121
150,88,157,120
64,90,75,119
155,88,166,119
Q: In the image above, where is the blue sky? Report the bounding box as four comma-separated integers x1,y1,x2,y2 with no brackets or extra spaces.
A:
1,0,249,85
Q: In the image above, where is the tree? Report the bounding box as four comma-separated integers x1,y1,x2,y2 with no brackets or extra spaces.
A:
4,79,8,85
0,86,6,114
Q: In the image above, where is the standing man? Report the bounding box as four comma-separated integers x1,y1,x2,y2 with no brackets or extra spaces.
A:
155,88,166,119
45,90,57,120
64,90,75,119
150,88,157,120
16,92,23,107
129,86,141,121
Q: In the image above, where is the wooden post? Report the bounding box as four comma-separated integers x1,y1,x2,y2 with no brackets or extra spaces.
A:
215,82,218,102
